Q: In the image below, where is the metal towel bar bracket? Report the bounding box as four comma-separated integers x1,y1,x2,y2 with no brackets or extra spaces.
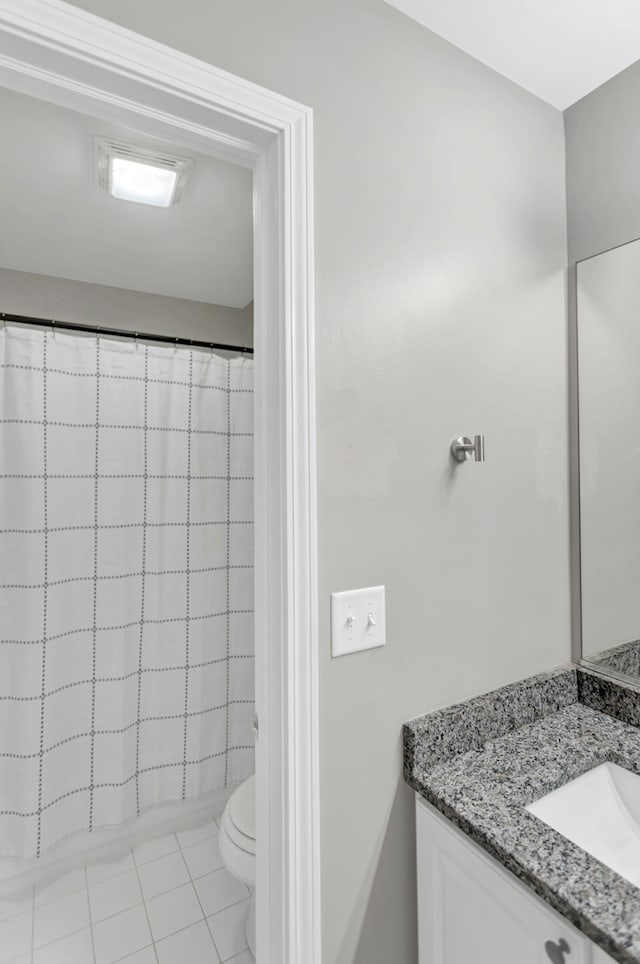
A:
450,435,485,463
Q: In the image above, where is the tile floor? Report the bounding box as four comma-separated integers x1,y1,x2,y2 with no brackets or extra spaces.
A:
0,816,253,963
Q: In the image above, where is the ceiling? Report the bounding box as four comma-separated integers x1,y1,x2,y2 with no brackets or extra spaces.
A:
385,0,640,109
0,87,253,308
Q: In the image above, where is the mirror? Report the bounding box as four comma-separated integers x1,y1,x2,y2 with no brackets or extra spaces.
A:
567,49,640,684
577,237,640,680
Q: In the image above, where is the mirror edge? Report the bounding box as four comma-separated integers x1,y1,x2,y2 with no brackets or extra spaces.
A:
572,235,640,682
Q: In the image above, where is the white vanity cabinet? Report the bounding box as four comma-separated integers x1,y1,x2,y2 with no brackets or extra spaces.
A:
416,796,617,964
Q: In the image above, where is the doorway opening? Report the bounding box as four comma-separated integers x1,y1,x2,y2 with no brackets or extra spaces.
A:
0,3,320,963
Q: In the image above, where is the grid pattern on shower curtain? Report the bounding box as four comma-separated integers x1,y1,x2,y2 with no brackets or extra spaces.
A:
0,324,254,859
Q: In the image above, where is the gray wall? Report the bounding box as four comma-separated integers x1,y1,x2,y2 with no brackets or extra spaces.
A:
0,267,253,347
565,59,640,263
57,2,569,961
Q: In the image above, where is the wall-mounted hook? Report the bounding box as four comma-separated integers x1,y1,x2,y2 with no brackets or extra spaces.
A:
450,435,485,463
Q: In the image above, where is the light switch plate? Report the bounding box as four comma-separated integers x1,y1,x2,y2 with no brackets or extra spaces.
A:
331,585,386,657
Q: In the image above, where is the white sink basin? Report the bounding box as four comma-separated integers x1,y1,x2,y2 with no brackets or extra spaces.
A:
526,762,640,888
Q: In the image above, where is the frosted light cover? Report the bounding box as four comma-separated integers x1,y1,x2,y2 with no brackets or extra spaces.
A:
109,157,178,207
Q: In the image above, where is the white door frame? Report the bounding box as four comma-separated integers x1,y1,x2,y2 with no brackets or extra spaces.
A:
0,3,320,963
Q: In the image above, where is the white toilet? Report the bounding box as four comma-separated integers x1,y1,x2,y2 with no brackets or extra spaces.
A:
219,775,256,958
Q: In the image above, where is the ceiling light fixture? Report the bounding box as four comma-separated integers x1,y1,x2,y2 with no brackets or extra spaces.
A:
95,138,194,208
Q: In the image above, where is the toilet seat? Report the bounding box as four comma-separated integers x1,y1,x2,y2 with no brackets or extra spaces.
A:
219,775,256,958
226,775,255,851
219,775,256,885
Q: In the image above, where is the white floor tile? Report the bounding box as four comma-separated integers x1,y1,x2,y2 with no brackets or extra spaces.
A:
226,952,254,964
0,824,251,964
86,853,135,887
136,851,190,901
33,889,90,949
89,869,142,923
176,821,218,850
0,893,33,923
194,869,249,918
92,904,151,964
133,834,178,867
35,869,86,908
145,881,203,942
0,910,33,964
116,947,156,964
181,835,224,880
207,899,250,961
32,926,94,963
156,920,220,964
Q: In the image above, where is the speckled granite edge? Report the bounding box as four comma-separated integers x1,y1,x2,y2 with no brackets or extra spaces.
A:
404,666,640,964
407,705,640,964
403,665,577,779
578,665,640,726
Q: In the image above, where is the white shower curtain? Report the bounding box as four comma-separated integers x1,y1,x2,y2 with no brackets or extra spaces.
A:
0,323,254,859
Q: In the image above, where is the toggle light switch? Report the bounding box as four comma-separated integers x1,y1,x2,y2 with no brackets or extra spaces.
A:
331,585,386,657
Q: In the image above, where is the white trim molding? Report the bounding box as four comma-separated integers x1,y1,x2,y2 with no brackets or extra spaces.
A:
0,3,320,963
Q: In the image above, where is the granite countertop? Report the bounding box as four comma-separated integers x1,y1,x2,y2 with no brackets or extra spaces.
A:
404,666,640,964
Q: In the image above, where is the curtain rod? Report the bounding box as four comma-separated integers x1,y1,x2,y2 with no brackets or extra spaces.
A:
0,312,254,355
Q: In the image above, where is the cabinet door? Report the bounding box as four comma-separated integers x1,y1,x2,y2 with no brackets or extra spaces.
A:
416,796,592,964
591,949,618,964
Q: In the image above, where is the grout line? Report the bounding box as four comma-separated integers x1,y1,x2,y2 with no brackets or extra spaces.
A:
89,903,145,926
175,826,218,853
150,918,219,955
33,881,88,910
178,859,223,884
18,817,216,918
0,896,36,925
22,822,223,963
32,923,92,956
131,856,159,964
86,895,145,928
83,866,97,964
213,899,253,963
86,865,134,887
173,845,222,959
212,892,251,916
177,836,250,960
131,835,179,869
87,856,223,928
111,943,155,964
5,950,32,964
226,951,253,964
